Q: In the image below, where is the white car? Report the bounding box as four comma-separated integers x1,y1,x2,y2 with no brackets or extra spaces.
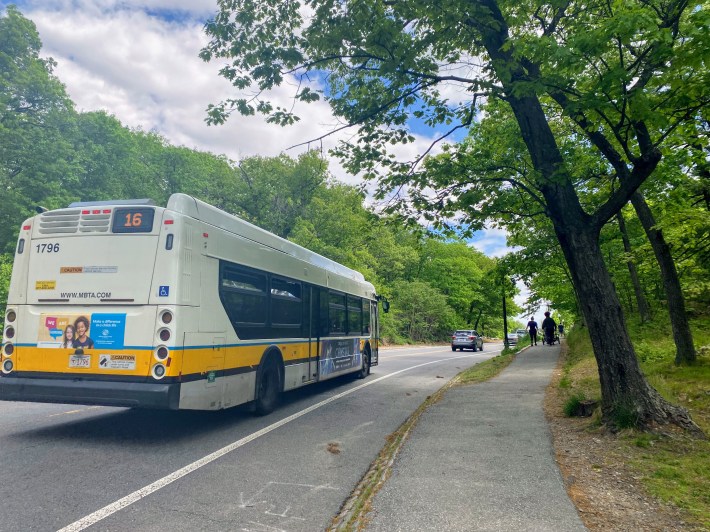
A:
506,332,518,345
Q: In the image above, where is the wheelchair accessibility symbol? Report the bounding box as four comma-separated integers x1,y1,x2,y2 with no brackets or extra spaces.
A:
159,286,170,297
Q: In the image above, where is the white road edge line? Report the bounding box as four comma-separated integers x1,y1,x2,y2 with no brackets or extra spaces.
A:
57,352,485,532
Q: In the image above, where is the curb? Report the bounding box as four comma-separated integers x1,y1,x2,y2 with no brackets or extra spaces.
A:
328,376,460,531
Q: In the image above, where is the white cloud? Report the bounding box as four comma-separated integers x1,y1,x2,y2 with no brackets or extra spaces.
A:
11,1,505,254
29,5,339,162
20,0,216,17
24,1,430,188
468,227,519,258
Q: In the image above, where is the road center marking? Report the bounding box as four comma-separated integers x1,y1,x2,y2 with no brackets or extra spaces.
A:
58,352,484,532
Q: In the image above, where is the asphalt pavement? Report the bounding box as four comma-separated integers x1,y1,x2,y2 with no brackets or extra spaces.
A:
364,342,587,531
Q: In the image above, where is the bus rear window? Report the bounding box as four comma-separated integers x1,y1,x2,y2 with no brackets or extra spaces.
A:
112,208,155,233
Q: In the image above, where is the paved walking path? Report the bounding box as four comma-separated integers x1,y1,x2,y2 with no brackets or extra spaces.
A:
364,343,586,531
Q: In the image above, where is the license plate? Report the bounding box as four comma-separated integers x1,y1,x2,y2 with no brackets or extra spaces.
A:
69,355,91,368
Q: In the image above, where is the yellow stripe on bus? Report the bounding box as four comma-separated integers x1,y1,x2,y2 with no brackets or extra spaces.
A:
13,341,318,378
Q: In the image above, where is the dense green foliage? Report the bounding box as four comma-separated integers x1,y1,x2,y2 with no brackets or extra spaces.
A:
0,7,516,340
0,5,76,253
201,0,709,429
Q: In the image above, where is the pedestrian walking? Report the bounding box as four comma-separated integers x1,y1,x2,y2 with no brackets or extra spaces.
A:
526,317,538,346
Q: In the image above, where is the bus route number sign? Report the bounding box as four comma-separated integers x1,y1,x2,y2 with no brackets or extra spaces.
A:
112,208,155,233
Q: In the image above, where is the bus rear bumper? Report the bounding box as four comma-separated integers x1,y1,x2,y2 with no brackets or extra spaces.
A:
0,376,180,409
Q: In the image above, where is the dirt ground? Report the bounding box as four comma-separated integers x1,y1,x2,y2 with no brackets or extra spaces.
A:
544,357,703,531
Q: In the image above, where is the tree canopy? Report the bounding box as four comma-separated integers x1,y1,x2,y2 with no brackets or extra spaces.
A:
202,0,709,432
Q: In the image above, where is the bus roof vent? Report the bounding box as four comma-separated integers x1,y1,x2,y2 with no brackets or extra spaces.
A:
38,209,81,234
68,199,155,208
78,211,111,233
38,209,112,234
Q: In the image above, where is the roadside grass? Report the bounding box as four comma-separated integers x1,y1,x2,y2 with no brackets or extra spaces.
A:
458,342,521,385
559,315,710,528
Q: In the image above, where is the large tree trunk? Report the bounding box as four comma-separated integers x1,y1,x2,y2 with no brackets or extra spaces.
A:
501,95,700,432
507,97,699,430
630,191,696,364
616,211,652,323
502,95,699,431
476,0,700,434
553,219,700,433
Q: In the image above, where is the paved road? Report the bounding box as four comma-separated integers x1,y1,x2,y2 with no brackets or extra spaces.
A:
0,345,499,531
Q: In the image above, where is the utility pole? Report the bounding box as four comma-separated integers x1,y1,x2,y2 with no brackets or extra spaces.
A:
502,284,509,349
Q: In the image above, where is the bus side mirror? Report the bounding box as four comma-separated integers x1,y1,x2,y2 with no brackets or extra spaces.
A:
382,301,390,313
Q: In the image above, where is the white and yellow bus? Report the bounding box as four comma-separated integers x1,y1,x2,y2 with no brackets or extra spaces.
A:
0,193,385,413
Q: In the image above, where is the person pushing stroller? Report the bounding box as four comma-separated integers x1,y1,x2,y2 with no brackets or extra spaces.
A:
541,311,557,345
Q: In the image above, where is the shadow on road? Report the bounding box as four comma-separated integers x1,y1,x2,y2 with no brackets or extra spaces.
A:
6,372,369,446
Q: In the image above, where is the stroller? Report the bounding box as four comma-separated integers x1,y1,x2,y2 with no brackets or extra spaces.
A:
542,327,559,345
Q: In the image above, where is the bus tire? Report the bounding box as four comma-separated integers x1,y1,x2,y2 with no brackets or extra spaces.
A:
254,356,282,415
357,349,370,379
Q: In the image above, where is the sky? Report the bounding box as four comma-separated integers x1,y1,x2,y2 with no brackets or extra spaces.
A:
3,0,519,265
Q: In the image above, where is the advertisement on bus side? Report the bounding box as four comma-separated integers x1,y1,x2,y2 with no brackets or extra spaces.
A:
319,338,361,376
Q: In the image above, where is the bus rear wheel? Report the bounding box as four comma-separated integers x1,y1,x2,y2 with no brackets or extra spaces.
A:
357,350,370,379
255,357,282,415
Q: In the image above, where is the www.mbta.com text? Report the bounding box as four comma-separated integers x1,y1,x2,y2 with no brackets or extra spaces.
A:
60,292,112,298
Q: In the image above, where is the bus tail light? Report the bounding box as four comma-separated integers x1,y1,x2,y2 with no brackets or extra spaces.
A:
152,363,166,379
159,328,171,342
2,359,13,373
6,310,16,323
160,311,173,324
5,327,15,339
155,346,169,361
3,343,13,356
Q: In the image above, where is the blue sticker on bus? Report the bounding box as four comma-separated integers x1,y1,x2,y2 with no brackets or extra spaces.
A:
91,313,127,349
159,285,169,297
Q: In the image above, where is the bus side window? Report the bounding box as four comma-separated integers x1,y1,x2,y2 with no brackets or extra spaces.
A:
318,287,329,337
362,299,371,334
329,291,346,335
347,295,362,336
219,265,268,339
271,277,302,334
